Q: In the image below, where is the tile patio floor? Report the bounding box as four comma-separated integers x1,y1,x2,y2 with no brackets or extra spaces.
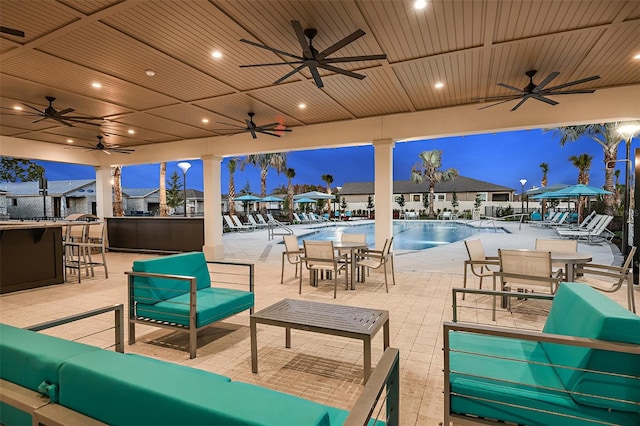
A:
0,220,633,425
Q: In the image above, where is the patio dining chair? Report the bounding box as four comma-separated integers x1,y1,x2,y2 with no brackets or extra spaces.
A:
535,239,577,279
573,246,637,313
462,239,499,300
300,240,348,299
355,237,395,292
281,235,303,284
492,249,563,320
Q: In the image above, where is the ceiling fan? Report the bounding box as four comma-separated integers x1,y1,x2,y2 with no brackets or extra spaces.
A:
18,96,104,127
73,135,135,155
213,113,291,139
0,26,24,37
478,70,601,111
239,20,387,88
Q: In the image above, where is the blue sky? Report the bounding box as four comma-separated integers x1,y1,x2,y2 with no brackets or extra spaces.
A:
35,128,639,195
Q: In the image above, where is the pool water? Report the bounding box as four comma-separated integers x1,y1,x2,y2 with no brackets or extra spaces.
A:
299,221,507,251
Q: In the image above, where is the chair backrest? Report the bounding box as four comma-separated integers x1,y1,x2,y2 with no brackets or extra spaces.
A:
554,212,569,224
535,239,577,253
86,222,106,243
578,210,597,228
256,214,268,224
247,215,258,225
223,215,236,228
283,235,300,254
303,240,336,268
341,233,366,244
592,215,613,234
464,239,487,262
231,215,245,226
499,249,553,287
66,222,87,241
382,237,394,256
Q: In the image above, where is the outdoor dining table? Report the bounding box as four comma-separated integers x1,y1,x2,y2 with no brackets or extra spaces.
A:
551,252,592,282
301,240,368,290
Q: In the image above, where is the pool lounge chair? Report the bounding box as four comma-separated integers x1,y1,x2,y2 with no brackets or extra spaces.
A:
556,214,614,243
530,211,561,227
247,214,269,228
232,214,257,231
223,215,252,232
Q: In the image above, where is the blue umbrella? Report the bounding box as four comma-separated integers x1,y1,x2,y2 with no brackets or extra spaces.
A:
544,184,611,197
234,194,262,201
294,197,316,203
259,195,284,202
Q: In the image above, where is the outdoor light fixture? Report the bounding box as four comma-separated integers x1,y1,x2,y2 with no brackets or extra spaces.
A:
617,123,640,256
177,162,191,217
519,179,527,213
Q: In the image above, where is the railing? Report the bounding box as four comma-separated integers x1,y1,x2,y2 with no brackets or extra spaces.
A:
267,220,293,240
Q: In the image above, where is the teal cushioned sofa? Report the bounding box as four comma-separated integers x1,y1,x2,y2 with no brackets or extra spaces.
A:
1,323,398,426
444,283,640,425
127,252,254,358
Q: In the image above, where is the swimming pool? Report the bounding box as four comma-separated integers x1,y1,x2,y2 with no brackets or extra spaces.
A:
299,221,507,251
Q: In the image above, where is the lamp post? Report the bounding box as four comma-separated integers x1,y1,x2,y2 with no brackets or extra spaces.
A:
177,162,191,217
519,179,527,214
618,124,640,257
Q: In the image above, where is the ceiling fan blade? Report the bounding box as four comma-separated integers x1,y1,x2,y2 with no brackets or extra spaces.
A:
544,89,596,95
256,130,281,137
477,97,521,110
248,128,258,139
543,75,600,92
110,148,134,154
22,103,44,114
318,64,366,80
31,117,48,124
308,64,324,88
472,94,523,102
322,54,387,63
497,83,525,93
239,38,302,60
56,108,75,115
240,61,303,68
64,119,102,127
510,96,531,111
215,122,246,128
533,72,560,92
532,95,559,106
1,26,25,37
101,149,112,155
317,29,366,60
291,21,313,58
58,115,103,120
256,122,280,129
274,64,306,84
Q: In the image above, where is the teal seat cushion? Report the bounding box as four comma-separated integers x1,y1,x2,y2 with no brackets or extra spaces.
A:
541,283,640,413
0,324,99,392
0,401,33,426
58,350,331,426
449,331,639,425
136,287,254,327
132,252,211,303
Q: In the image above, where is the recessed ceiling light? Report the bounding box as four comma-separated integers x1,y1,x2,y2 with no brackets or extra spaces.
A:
91,82,102,89
202,118,209,124
127,129,135,134
634,53,640,60
66,139,74,144
414,0,427,10
211,51,222,59
145,69,156,77
298,103,306,109
434,82,444,89
13,106,22,110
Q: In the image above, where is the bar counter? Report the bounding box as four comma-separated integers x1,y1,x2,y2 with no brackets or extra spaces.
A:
0,222,64,293
106,217,204,253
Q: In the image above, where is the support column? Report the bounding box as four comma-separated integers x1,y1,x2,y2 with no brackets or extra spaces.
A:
373,139,395,250
202,155,224,260
94,166,113,219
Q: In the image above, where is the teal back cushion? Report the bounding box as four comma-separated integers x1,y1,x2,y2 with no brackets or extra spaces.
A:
132,252,211,303
0,324,99,392
58,350,330,426
541,283,640,413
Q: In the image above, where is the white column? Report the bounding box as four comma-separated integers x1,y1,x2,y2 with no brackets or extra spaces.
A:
202,155,224,260
94,166,113,219
373,139,394,250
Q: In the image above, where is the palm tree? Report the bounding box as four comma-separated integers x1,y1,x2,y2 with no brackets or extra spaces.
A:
241,153,288,197
159,162,169,216
285,168,295,222
227,158,238,216
569,153,593,221
539,162,549,218
410,149,459,217
321,174,334,212
546,123,625,215
112,166,123,217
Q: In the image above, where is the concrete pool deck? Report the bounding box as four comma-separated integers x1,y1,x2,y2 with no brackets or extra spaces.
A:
0,218,628,425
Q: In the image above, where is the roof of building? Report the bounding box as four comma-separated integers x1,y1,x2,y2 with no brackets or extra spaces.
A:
0,179,95,196
340,176,515,195
125,188,158,198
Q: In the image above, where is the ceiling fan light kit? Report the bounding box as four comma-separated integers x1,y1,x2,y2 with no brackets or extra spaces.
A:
240,20,387,89
479,70,601,111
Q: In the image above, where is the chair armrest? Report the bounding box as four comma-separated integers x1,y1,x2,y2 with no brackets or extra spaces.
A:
494,271,561,285
575,262,626,273
206,260,255,294
464,259,499,266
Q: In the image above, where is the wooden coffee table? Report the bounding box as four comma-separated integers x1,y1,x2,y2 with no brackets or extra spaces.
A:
250,299,389,383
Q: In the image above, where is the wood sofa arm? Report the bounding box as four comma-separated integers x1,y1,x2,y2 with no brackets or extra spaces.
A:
343,347,400,426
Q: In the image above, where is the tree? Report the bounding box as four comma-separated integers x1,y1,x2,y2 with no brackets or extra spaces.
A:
546,123,625,215
451,191,459,211
340,197,348,212
422,192,429,212
321,174,334,212
395,194,405,211
569,153,593,221
366,195,374,219
474,193,483,209
411,149,459,217
159,162,169,216
241,153,287,212
113,166,124,217
227,158,238,216
285,168,295,222
166,171,184,210
0,157,44,182
539,162,549,217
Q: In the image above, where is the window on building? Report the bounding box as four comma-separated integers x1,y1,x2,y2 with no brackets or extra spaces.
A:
492,193,509,202
435,194,446,202
412,194,421,202
477,193,488,202
12,198,17,206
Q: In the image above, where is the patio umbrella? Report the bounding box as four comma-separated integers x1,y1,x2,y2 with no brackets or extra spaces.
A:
294,191,335,200
537,184,612,222
294,197,316,204
259,195,284,202
234,194,262,201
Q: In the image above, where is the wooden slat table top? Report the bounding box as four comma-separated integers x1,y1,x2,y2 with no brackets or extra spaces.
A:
251,298,388,336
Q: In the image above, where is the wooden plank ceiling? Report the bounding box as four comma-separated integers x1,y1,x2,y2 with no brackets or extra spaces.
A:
1,0,638,150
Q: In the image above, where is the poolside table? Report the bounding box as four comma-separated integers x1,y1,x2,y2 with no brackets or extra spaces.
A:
551,252,592,281
250,299,389,383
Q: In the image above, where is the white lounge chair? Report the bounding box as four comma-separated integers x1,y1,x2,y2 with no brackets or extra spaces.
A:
232,214,256,231
556,215,614,243
247,214,268,228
